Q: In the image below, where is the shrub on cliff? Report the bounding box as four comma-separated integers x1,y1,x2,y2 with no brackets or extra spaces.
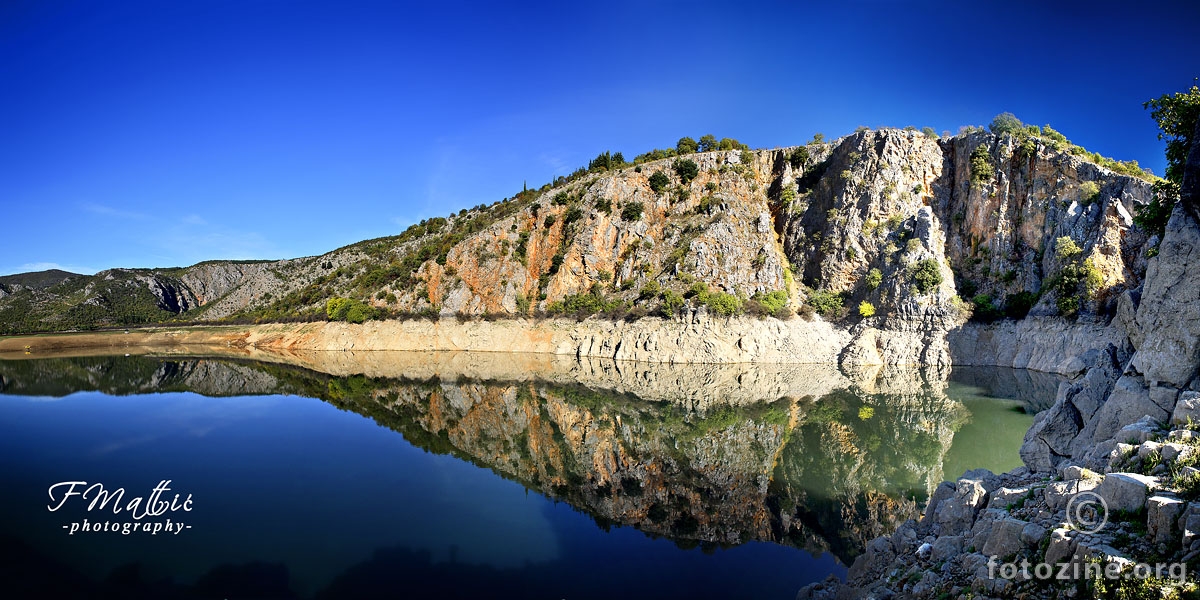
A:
326,297,377,324
660,290,684,316
969,144,994,186
989,112,1025,136
704,292,742,316
909,259,943,294
676,137,698,154
648,172,670,194
673,159,699,184
1135,84,1199,236
621,201,645,221
857,301,876,318
806,288,845,318
865,268,882,290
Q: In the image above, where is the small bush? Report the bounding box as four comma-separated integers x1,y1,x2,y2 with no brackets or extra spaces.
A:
564,205,584,225
648,171,670,194
807,289,845,318
858,301,876,317
1055,236,1082,261
909,259,943,294
705,292,743,316
326,297,377,323
970,144,994,185
1079,181,1101,205
1056,295,1080,317
788,146,810,169
865,268,882,290
752,290,789,316
621,202,645,221
673,159,699,184
638,280,661,300
989,112,1025,136
1004,291,1037,319
660,290,684,316
971,294,1002,321
685,281,709,299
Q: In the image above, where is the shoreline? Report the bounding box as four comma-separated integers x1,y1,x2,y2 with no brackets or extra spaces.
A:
0,314,1119,375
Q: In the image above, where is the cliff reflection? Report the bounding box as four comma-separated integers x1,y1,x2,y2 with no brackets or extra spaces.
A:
0,353,972,562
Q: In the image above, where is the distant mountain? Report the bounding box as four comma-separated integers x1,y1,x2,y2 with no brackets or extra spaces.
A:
0,124,1158,336
0,269,80,291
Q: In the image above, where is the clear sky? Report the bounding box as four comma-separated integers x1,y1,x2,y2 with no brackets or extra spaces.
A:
2,0,1197,276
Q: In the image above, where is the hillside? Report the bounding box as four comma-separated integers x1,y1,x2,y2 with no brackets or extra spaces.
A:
0,122,1158,347
0,269,80,294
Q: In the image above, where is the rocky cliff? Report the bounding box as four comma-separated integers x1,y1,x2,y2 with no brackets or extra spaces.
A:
0,125,1158,371
803,117,1200,599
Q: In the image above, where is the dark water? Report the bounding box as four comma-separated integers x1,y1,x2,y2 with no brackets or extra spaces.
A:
0,355,1051,599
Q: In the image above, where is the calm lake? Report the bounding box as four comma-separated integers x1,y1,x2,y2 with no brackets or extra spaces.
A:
0,353,1058,599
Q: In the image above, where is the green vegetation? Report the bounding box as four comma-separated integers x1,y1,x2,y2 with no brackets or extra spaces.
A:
648,171,670,194
621,202,645,221
587,151,628,173
908,259,943,294
676,137,698,154
1004,290,1038,319
988,112,1024,136
806,288,845,318
660,289,684,316
745,290,790,318
858,301,876,317
1079,180,1101,205
788,146,810,169
704,292,742,316
673,159,699,184
865,268,882,290
1136,85,1200,237
546,292,623,317
969,144,994,186
1049,236,1102,318
983,112,1154,182
326,297,378,324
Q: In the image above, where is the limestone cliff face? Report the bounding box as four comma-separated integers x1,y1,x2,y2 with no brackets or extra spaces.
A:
1019,117,1200,472
0,128,1157,371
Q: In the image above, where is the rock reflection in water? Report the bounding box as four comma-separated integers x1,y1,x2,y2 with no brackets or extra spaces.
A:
0,353,972,563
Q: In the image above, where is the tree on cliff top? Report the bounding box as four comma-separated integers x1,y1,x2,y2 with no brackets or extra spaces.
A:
1137,83,1200,236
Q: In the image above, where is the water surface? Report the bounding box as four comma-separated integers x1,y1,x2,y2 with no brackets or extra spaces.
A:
0,354,1048,599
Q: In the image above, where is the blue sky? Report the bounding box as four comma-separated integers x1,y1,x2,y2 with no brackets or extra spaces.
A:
2,0,1197,275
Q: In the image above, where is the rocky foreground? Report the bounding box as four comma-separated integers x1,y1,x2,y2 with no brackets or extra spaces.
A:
802,119,1200,598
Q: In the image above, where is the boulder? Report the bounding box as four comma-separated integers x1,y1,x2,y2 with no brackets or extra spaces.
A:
1095,473,1159,513
1044,527,1077,565
1172,391,1200,427
936,478,990,533
982,518,1028,559
1148,495,1186,545
930,535,963,563
1044,478,1100,511
1061,465,1101,481
1182,503,1200,548
1020,522,1047,548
